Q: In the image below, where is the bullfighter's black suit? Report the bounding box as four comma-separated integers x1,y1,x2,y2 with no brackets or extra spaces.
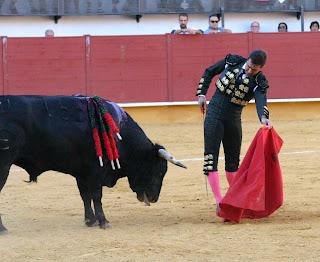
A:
196,54,270,174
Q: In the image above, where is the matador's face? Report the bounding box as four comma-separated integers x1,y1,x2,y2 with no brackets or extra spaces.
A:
245,59,262,76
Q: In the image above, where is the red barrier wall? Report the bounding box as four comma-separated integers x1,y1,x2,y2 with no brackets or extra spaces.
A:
89,35,168,102
0,38,4,92
252,32,320,99
1,33,320,102
4,37,86,95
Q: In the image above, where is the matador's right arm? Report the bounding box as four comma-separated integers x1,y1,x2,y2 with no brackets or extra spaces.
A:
196,54,246,96
196,59,225,96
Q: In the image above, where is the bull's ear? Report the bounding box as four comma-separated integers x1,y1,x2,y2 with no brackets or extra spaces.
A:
158,148,187,169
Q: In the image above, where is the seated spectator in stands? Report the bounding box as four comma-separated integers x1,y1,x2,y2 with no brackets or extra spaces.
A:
310,21,319,32
278,22,288,32
45,29,54,37
171,13,203,34
203,14,232,34
250,21,260,32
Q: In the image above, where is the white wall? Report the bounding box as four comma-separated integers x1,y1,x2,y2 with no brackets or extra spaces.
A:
0,11,319,37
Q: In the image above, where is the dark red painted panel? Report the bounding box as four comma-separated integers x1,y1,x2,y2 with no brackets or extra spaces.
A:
252,32,320,99
88,35,168,102
0,37,4,95
6,37,86,95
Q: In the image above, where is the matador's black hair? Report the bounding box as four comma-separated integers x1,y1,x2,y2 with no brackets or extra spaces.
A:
248,49,267,67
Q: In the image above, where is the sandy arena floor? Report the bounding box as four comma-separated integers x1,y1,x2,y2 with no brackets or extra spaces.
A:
0,109,320,261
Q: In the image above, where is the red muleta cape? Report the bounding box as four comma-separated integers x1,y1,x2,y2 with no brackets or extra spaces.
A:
219,127,284,223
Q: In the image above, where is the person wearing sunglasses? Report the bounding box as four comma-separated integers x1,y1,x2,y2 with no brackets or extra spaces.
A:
204,14,232,34
196,50,271,215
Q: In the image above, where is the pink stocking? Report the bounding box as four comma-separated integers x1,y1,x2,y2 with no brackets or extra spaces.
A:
207,171,222,205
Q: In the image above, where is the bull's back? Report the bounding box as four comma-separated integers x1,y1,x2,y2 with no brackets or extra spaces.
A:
0,96,96,174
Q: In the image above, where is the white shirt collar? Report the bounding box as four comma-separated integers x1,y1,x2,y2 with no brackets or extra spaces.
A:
241,62,247,78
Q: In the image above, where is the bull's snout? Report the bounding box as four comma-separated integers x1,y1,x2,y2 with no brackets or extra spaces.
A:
136,192,158,206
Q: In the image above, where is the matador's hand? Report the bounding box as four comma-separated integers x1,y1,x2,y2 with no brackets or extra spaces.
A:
261,116,272,129
198,95,207,114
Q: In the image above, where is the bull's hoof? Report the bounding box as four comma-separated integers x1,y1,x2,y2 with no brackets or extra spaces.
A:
98,217,110,229
85,218,98,227
0,228,8,235
0,216,8,235
99,222,111,229
0,225,8,235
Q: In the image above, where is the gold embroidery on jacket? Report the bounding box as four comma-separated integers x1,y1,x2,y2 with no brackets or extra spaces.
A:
216,67,253,106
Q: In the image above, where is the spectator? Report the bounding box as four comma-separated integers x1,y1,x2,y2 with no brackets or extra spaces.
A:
45,29,54,37
250,21,260,32
171,13,203,35
203,14,232,34
278,22,288,32
310,21,319,32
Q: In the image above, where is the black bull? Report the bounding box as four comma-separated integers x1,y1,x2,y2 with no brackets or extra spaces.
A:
0,95,186,233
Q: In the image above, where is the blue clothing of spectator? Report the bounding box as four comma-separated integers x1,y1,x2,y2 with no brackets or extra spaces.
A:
204,27,224,34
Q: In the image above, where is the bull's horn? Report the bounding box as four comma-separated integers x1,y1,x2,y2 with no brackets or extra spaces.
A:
143,192,150,206
158,149,187,169
0,215,8,234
